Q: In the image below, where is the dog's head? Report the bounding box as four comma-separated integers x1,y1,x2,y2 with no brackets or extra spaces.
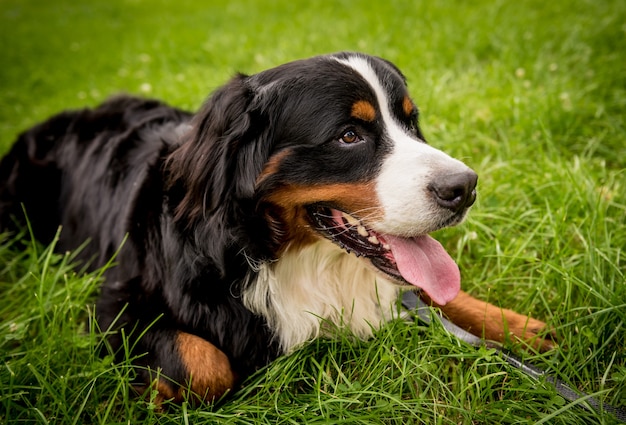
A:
168,52,477,305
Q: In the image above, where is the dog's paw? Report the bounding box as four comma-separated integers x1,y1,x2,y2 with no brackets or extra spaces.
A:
501,310,557,352
433,291,557,352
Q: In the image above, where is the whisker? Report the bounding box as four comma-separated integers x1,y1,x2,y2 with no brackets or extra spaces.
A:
349,207,384,224
313,207,384,228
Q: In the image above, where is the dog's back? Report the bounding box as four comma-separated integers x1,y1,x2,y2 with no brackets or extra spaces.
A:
0,96,191,266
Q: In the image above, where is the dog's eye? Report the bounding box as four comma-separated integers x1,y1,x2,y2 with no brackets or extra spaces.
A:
339,130,361,144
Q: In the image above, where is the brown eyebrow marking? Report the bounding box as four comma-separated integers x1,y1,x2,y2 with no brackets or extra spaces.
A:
351,100,377,122
402,95,416,117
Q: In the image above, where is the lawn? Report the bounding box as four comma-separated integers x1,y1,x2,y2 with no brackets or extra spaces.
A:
1,0,625,423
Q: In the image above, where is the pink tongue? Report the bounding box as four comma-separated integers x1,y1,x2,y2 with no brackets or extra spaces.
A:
384,234,460,305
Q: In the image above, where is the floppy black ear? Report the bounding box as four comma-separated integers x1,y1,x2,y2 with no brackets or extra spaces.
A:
167,74,269,225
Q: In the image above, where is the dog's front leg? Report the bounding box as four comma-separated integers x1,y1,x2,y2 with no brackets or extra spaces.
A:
131,328,237,405
98,279,238,405
421,290,555,351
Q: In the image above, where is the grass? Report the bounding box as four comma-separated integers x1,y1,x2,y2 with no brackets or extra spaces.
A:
1,0,625,423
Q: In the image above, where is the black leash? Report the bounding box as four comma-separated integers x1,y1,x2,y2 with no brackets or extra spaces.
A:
401,291,626,422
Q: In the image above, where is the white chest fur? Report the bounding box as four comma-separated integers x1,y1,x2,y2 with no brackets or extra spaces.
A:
242,239,400,353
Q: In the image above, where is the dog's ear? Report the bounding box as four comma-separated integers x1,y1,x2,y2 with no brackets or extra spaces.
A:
167,74,269,224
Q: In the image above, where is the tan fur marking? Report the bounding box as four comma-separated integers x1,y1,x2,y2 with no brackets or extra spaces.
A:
175,332,236,403
422,290,556,352
351,100,377,122
133,377,179,408
256,148,293,185
267,182,380,215
402,96,415,117
263,181,382,254
152,379,178,406
266,205,318,252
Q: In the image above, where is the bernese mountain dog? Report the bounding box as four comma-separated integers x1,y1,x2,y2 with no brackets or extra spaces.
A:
0,52,552,403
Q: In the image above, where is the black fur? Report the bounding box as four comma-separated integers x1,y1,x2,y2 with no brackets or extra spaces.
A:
0,52,415,397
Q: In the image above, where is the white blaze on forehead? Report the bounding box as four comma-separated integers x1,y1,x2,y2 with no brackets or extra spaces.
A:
335,55,473,236
335,55,406,142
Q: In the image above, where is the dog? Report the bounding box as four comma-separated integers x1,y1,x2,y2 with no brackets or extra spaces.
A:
0,52,552,403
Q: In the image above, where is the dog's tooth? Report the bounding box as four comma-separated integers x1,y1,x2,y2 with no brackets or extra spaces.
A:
357,225,369,237
343,212,360,227
382,243,391,251
367,235,380,245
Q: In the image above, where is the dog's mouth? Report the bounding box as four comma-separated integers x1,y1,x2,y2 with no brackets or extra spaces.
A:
308,206,460,305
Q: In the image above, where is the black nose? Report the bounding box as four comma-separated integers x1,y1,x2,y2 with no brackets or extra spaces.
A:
428,170,478,212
